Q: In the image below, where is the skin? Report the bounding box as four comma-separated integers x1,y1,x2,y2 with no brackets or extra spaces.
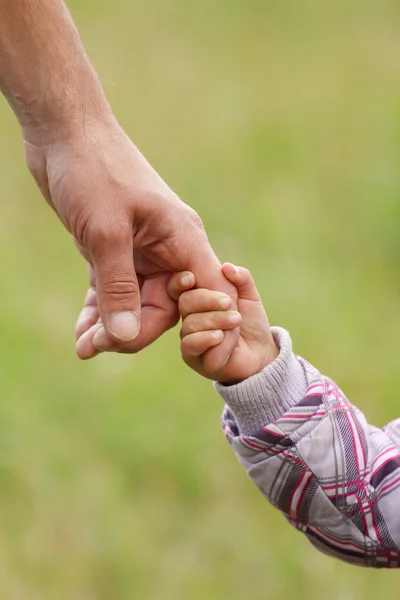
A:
168,264,279,384
0,0,238,364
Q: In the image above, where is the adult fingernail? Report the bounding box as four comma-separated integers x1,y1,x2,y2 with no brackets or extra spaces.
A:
93,327,117,351
180,273,194,288
108,312,140,342
211,330,224,341
228,311,241,324
219,297,231,309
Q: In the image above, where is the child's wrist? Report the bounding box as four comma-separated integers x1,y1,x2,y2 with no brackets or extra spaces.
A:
215,328,307,435
261,339,280,370
218,340,280,385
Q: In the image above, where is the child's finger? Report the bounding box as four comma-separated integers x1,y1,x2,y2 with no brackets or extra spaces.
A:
181,330,224,359
167,271,196,301
221,263,261,302
179,289,231,318
181,310,241,338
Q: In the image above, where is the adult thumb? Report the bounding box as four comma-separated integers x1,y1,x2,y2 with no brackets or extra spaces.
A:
89,228,141,344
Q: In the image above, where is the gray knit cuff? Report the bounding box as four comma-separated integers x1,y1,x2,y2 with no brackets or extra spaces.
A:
215,327,308,435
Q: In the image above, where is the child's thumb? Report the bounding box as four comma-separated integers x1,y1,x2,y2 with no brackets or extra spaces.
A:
221,263,261,302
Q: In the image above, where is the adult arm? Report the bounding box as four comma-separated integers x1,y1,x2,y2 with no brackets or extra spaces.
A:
0,0,238,361
217,328,400,568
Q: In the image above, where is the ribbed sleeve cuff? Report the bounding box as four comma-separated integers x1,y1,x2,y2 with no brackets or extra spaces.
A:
214,327,308,435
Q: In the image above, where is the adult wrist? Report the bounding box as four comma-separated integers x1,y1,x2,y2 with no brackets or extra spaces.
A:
19,70,115,148
21,99,115,149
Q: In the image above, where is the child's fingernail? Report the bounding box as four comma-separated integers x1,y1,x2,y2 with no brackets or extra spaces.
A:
219,296,231,309
232,264,240,275
211,330,223,341
180,273,194,287
228,311,241,324
221,353,231,368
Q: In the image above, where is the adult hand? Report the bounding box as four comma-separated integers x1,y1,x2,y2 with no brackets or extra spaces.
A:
0,0,237,363
24,120,238,363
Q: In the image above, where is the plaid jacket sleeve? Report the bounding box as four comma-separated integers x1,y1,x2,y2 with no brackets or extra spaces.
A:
215,327,400,568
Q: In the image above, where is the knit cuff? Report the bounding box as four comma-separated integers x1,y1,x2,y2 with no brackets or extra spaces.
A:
214,327,308,435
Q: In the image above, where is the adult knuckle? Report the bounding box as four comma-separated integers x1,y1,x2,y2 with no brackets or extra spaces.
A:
186,207,206,233
84,286,97,305
178,294,190,315
89,215,132,249
183,315,195,334
86,223,113,253
90,224,109,246
69,204,92,247
180,337,191,355
101,277,138,300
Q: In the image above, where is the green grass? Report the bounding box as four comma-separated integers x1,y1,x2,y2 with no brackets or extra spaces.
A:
1,0,400,597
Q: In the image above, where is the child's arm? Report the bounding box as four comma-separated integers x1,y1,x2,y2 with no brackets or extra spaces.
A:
169,265,400,568
218,327,400,568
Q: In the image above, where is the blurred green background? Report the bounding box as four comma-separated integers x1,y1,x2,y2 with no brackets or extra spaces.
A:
1,0,400,597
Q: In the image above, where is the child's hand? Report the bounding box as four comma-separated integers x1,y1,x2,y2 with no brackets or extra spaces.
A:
168,263,279,384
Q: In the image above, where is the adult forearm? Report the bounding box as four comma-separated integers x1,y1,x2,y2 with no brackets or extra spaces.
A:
0,0,113,144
